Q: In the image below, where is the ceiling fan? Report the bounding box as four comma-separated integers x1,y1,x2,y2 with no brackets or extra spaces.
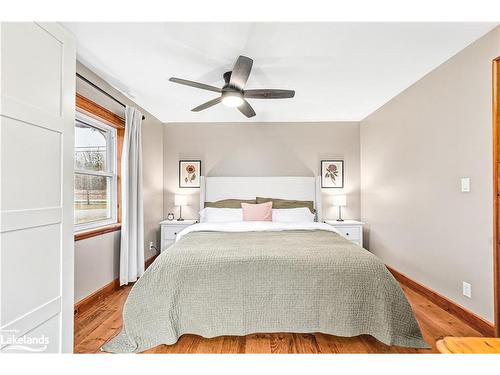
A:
169,55,295,118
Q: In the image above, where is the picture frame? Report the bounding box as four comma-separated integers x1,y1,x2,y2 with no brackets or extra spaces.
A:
321,160,344,188
179,160,201,188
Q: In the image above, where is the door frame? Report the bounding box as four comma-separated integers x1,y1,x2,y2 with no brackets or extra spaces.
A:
493,56,500,337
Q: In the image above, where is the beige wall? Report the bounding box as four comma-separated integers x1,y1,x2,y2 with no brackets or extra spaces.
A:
360,27,500,321
163,122,360,221
74,231,120,302
74,62,163,302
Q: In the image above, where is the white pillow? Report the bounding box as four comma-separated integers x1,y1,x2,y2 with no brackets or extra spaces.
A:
199,207,243,223
272,207,315,223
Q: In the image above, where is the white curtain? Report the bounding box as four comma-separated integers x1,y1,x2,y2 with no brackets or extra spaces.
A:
120,106,144,285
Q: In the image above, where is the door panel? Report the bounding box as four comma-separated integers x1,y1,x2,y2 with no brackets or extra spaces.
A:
2,225,61,323
1,117,62,210
1,22,63,117
0,22,75,353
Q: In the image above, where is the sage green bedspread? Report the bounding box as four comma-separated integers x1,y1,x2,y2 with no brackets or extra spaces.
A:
102,230,428,353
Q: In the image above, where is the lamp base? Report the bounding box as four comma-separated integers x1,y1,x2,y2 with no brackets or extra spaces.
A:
177,205,184,221
336,206,344,222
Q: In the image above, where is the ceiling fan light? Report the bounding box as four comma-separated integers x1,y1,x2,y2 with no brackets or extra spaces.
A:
221,92,244,108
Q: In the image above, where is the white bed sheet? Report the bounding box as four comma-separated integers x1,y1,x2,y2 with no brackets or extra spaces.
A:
176,221,340,242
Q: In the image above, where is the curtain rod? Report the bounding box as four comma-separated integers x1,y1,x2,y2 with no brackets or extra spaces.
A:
76,72,146,120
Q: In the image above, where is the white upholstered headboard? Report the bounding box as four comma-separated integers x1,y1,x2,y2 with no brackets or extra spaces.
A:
199,176,322,222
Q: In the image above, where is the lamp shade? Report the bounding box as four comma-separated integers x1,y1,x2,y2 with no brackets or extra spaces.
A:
174,194,188,207
332,194,347,207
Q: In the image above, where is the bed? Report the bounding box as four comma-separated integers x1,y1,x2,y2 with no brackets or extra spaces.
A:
102,177,427,353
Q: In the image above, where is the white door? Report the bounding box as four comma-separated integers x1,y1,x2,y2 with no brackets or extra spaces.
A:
0,22,75,353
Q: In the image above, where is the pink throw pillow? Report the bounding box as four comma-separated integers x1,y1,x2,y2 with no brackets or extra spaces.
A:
241,202,273,221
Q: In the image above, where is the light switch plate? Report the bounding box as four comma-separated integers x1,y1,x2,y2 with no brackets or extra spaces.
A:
463,281,472,298
461,177,470,192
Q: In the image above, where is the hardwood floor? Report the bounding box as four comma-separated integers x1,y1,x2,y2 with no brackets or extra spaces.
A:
74,283,482,354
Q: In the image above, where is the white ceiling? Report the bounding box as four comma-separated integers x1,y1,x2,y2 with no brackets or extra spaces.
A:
64,22,497,123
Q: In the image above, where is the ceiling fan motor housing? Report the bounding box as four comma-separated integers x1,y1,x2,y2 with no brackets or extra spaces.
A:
222,70,244,105
223,71,232,87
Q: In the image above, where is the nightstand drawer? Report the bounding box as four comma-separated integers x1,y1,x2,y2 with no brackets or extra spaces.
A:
159,219,197,253
335,226,361,240
162,226,183,240
163,239,175,250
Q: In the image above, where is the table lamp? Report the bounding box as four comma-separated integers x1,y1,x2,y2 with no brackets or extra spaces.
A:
332,194,347,222
174,194,188,221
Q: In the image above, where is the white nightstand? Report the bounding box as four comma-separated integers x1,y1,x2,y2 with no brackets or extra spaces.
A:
159,219,197,252
324,220,364,247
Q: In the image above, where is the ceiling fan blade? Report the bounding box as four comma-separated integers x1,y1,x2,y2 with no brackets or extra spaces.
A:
244,89,295,99
169,77,221,93
237,100,256,118
229,56,253,89
191,97,222,112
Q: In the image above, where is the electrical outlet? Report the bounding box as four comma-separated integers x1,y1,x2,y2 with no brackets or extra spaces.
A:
149,241,154,251
461,177,470,192
463,282,472,298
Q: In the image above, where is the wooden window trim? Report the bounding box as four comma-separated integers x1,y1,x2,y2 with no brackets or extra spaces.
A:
74,94,125,241
493,56,500,337
74,223,122,241
76,93,125,129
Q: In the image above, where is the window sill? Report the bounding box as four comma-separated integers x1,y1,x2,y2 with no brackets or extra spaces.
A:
74,223,121,241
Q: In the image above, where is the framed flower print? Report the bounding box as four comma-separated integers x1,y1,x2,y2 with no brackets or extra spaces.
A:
321,160,344,188
179,160,201,188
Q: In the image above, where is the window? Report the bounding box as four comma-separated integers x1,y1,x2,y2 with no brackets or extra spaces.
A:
74,112,117,232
